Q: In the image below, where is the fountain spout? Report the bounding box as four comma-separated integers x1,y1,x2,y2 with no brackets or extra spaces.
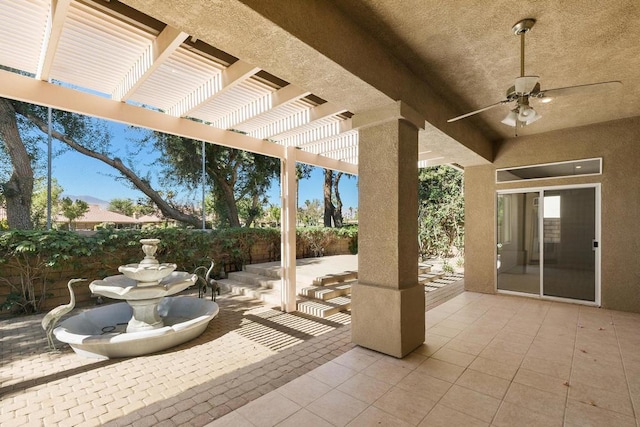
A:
92,239,192,332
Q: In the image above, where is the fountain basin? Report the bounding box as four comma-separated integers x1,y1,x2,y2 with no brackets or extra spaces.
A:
53,297,218,359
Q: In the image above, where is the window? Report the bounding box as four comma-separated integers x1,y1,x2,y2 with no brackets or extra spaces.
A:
544,196,561,218
496,158,602,183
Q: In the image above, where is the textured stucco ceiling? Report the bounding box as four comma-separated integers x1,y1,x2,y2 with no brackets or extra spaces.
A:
120,0,640,163
328,0,640,141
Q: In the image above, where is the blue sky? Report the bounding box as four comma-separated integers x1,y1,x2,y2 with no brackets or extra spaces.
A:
52,121,358,210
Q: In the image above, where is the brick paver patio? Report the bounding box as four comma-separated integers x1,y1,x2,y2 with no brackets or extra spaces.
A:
0,291,353,426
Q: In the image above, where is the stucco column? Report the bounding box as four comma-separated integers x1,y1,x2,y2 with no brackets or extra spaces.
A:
351,102,424,358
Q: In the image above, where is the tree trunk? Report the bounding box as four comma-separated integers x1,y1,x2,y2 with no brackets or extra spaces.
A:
0,99,34,229
333,172,343,227
216,179,241,227
244,193,260,228
323,168,334,227
13,104,201,228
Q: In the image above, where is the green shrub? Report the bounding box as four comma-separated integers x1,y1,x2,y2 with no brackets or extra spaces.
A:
0,230,92,314
336,226,358,254
297,227,334,257
0,226,355,314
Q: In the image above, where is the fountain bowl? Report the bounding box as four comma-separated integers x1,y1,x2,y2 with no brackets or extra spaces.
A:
53,297,218,359
90,271,195,300
118,262,177,284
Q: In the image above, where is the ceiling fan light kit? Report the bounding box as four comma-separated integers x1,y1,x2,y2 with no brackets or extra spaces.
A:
447,18,622,131
501,109,518,126
518,105,540,124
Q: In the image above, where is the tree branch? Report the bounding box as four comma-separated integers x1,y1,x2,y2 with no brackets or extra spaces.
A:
14,104,201,228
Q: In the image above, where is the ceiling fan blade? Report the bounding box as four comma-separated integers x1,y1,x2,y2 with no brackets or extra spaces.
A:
447,100,508,123
537,80,622,98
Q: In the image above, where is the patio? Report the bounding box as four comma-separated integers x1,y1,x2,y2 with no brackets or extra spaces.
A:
2,287,639,426
209,292,640,426
0,290,353,426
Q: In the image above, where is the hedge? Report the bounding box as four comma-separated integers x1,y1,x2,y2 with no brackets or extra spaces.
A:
0,226,357,316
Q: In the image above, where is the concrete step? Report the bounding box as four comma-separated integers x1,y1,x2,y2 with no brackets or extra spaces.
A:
313,271,358,286
426,280,465,311
244,264,281,279
296,296,351,318
227,271,281,289
424,273,464,292
312,265,429,287
418,263,432,275
419,272,445,283
218,279,280,306
300,283,352,301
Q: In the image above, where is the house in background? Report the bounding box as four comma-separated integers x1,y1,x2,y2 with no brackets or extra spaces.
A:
136,213,165,227
55,204,138,230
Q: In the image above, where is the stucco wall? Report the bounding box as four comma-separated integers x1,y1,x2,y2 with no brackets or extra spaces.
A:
464,165,496,294
465,117,640,313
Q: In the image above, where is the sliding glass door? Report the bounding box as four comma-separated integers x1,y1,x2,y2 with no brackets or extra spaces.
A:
497,186,599,303
497,192,540,294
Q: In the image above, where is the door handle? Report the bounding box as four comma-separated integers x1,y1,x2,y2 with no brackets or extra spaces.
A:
592,240,599,251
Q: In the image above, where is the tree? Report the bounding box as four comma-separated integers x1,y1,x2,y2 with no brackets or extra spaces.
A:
296,164,313,210
322,168,354,227
265,204,281,226
417,165,464,258
299,199,322,226
60,197,89,230
5,100,202,228
153,133,280,228
1,97,277,230
31,177,63,229
332,172,354,227
0,98,34,229
323,169,335,227
108,198,135,217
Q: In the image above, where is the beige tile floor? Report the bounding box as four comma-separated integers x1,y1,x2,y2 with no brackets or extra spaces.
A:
209,292,640,427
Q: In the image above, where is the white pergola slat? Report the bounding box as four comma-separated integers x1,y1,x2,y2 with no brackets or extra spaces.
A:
0,0,50,74
129,47,226,111
50,1,156,96
248,99,313,140
113,25,188,102
192,77,274,124
36,0,71,80
275,116,344,147
170,60,260,118
217,85,311,132
303,130,359,157
0,0,364,169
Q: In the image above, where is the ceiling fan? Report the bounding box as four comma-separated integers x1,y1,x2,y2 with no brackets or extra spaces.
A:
447,18,622,129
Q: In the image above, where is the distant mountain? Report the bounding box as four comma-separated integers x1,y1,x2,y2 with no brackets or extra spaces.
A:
62,195,109,208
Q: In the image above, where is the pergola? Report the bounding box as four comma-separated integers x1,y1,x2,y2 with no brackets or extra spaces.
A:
0,0,355,317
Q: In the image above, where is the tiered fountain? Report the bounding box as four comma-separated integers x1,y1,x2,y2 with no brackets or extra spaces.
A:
54,239,219,359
